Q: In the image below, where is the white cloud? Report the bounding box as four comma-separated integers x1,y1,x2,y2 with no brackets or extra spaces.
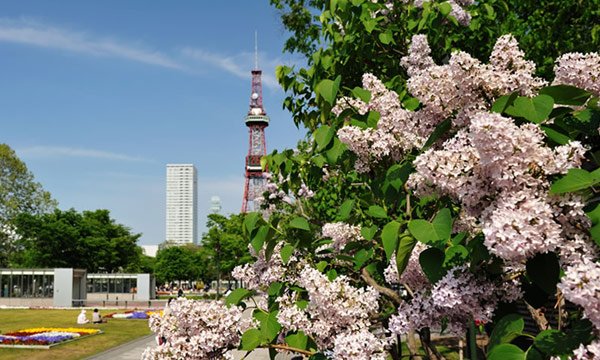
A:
0,18,290,89
0,18,184,70
17,145,152,162
181,47,281,90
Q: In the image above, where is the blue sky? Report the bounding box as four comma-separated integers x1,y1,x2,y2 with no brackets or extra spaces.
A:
0,1,306,245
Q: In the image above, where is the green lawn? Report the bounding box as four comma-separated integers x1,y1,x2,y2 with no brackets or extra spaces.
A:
0,309,153,360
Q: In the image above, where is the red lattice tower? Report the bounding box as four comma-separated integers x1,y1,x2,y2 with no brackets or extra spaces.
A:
241,61,269,213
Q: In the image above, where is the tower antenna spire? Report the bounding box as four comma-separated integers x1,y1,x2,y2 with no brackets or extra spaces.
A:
254,31,258,70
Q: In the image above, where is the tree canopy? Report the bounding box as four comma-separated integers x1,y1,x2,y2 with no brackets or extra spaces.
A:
0,143,57,266
13,208,141,272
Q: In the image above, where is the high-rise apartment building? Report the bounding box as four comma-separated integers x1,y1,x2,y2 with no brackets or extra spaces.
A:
166,164,198,245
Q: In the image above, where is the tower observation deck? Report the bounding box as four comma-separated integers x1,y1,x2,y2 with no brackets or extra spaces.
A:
242,36,269,213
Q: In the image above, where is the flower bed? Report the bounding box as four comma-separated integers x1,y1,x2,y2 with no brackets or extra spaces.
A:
0,327,101,349
105,309,160,319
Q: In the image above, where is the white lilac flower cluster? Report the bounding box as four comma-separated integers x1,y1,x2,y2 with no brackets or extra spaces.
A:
276,265,384,357
568,340,600,359
388,266,521,335
409,112,587,262
232,242,291,291
142,298,254,360
335,34,548,173
558,259,600,329
384,242,429,292
553,52,600,96
320,222,364,252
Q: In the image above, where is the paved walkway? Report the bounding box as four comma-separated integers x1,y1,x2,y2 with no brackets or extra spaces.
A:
85,334,284,360
86,334,156,360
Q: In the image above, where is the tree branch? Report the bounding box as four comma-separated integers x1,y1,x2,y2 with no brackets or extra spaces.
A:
267,343,315,356
526,302,549,331
361,267,403,305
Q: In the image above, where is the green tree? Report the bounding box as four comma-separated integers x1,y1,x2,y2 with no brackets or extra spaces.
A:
13,208,141,272
201,213,252,280
0,143,57,266
154,246,198,284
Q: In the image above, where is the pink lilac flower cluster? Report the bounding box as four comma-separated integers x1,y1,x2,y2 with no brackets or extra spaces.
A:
335,73,428,172
409,112,587,262
553,52,600,96
558,259,600,329
384,242,429,292
142,298,254,360
320,222,363,252
388,266,521,335
232,242,291,291
336,35,548,173
276,265,382,354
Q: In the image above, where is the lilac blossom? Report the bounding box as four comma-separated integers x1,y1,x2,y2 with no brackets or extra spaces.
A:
553,52,600,96
142,298,254,360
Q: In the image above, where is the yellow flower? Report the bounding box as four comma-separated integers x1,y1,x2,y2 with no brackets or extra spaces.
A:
18,327,100,334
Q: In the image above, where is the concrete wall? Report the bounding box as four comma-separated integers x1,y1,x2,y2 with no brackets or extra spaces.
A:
53,268,73,307
137,274,152,301
0,298,53,307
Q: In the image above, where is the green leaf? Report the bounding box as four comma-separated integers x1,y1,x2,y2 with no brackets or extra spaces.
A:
492,93,518,114
541,126,572,145
539,85,592,106
289,216,310,231
422,118,451,150
533,329,572,356
366,205,388,219
361,225,378,240
280,244,295,264
381,221,401,262
337,199,354,221
591,223,600,246
314,125,335,151
226,288,252,306
378,31,393,44
402,97,420,111
316,76,341,105
488,314,524,350
354,248,373,268
550,168,599,194
396,235,417,275
505,95,554,123
241,328,262,351
438,2,452,16
443,245,469,268
366,111,380,128
327,268,337,281
325,138,346,163
244,212,261,235
385,163,412,191
351,87,371,102
267,282,283,297
408,208,453,245
363,18,377,33
316,261,328,272
251,225,269,253
285,331,308,350
260,311,282,342
419,247,445,283
488,344,526,360
526,252,560,294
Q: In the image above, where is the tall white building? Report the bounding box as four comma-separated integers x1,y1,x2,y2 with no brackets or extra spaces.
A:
166,164,198,245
